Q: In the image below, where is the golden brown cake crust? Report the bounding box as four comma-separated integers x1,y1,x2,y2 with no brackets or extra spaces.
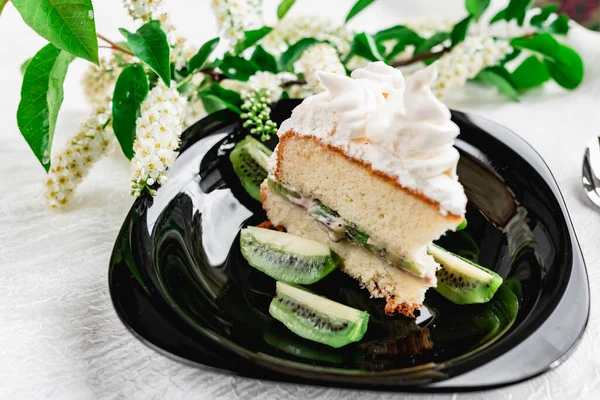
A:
384,297,419,318
273,129,463,221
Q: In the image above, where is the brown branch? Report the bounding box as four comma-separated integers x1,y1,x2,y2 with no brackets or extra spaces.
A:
282,79,307,88
199,67,225,82
97,33,134,56
391,48,450,67
196,47,452,89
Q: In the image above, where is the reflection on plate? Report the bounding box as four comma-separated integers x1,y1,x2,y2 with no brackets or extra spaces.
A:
109,100,589,391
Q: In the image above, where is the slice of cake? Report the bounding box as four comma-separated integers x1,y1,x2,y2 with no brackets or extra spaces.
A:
261,62,467,317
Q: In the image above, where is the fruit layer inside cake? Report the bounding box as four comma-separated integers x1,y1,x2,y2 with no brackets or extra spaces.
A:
261,62,468,317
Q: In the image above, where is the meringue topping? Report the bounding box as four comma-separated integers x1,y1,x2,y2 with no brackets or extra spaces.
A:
273,61,467,216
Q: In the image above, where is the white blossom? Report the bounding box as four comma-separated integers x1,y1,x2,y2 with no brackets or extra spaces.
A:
241,71,300,102
122,0,163,22
432,36,512,99
246,72,279,102
44,103,114,209
295,44,346,91
405,16,454,39
130,83,188,196
123,2,195,71
82,56,122,107
220,79,249,94
210,0,264,49
184,92,207,128
262,16,353,56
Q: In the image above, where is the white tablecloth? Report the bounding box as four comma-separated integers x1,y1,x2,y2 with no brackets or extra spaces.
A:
1,1,599,398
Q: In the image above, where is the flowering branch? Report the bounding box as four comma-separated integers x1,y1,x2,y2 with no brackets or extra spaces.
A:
97,33,134,56
9,0,583,210
391,48,450,67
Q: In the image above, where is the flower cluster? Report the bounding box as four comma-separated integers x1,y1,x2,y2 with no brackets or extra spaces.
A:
295,44,346,91
122,1,195,70
130,83,187,196
241,89,277,142
82,56,121,107
433,36,512,99
211,0,264,48
262,16,353,56
245,71,296,102
44,103,114,208
405,16,454,39
122,0,163,22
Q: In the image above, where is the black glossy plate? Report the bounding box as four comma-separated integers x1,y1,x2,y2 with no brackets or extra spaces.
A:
109,100,590,391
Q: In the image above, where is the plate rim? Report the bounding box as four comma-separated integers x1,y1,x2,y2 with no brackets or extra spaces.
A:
108,103,590,392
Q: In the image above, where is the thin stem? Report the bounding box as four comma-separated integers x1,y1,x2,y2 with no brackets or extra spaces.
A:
97,33,134,56
282,79,306,88
176,73,195,89
199,67,225,82
391,48,450,67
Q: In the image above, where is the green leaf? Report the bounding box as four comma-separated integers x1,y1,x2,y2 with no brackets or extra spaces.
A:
451,16,472,47
490,9,506,24
208,83,242,109
374,25,423,45
346,0,375,22
234,27,273,54
351,32,384,62
200,89,241,115
549,14,570,35
510,55,550,89
11,0,98,64
545,45,584,89
0,0,8,16
502,48,521,64
477,70,519,101
277,0,296,19
188,37,220,73
278,38,319,71
20,58,32,75
218,56,260,81
530,4,560,27
17,44,74,171
466,0,491,21
375,26,423,62
112,64,149,159
504,0,535,26
486,65,514,83
251,46,278,73
122,21,171,86
414,32,450,55
510,33,560,62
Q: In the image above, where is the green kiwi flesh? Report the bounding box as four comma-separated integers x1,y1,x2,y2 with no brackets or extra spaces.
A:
267,176,427,279
269,282,369,348
230,136,271,201
428,244,503,304
240,227,340,285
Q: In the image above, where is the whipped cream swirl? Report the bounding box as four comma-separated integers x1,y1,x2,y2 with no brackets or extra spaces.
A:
274,61,467,216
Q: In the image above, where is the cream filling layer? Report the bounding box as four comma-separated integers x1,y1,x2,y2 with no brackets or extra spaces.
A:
267,177,435,284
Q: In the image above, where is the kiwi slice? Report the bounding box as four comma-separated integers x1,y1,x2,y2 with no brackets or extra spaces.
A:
230,136,272,201
240,227,340,284
269,282,369,348
456,218,468,231
267,176,428,279
428,244,503,304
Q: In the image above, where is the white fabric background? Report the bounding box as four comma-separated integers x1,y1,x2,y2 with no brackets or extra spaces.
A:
1,0,599,398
